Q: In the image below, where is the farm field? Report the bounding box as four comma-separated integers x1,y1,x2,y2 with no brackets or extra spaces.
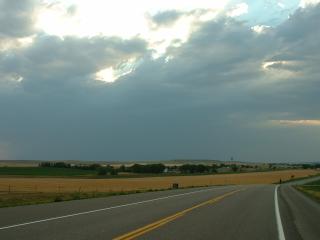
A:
0,169,318,208
0,169,317,193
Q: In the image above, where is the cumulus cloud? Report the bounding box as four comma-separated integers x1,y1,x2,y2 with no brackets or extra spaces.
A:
0,2,320,162
0,0,38,38
0,0,39,51
227,3,249,17
148,10,184,28
300,0,320,7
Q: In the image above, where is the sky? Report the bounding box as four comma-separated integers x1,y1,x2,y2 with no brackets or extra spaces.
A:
0,0,320,162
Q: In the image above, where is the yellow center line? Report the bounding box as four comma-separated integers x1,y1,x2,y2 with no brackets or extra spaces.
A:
113,188,245,240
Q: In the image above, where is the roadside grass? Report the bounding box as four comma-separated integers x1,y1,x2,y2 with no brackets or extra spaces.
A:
302,179,320,185
295,179,320,203
0,185,205,208
276,174,320,184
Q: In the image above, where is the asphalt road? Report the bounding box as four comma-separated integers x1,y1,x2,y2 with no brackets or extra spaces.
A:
0,181,319,240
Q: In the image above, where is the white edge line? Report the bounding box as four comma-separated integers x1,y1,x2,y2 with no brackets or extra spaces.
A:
275,185,286,240
0,186,233,231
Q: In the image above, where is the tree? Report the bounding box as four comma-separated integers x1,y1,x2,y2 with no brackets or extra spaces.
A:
179,164,210,174
119,165,126,172
230,164,238,172
105,165,118,175
98,167,107,175
210,164,218,173
129,164,165,174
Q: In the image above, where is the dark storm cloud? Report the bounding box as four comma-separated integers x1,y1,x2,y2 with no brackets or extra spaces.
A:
163,19,276,87
0,3,320,162
0,35,147,92
263,3,320,121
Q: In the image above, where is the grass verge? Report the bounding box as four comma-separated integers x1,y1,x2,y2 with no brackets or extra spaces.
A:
295,179,320,203
273,173,320,184
0,185,211,208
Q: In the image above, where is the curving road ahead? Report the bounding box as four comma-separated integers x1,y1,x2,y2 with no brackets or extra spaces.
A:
0,180,319,240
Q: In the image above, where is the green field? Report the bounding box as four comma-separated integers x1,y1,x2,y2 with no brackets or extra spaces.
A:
0,167,265,178
0,167,183,178
0,167,97,177
304,179,320,185
296,179,320,203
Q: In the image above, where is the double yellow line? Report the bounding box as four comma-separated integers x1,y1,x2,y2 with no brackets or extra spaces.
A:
113,188,243,240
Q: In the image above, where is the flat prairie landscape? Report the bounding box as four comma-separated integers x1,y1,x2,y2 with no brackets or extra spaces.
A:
0,169,318,193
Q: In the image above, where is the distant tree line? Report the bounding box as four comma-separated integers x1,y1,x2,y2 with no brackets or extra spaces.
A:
97,165,118,175
38,162,118,175
39,162,102,171
38,162,223,174
127,164,166,174
39,161,316,176
118,164,215,174
178,164,215,173
301,163,320,169
267,163,320,170
39,162,72,168
119,163,232,174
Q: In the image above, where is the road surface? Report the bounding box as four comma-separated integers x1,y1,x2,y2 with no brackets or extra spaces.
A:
0,181,319,239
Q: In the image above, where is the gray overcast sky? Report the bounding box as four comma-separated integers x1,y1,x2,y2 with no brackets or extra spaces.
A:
0,0,319,162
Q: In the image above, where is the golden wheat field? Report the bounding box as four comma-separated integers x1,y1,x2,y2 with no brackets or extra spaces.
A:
0,169,318,193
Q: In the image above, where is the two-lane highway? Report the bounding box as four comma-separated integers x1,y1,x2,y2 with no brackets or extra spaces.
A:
0,183,319,240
